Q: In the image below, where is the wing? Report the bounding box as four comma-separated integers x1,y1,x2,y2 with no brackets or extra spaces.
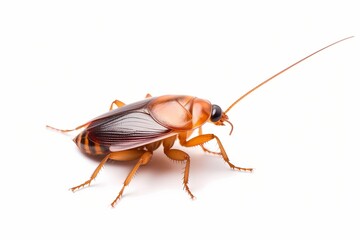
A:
88,98,153,127
87,111,175,152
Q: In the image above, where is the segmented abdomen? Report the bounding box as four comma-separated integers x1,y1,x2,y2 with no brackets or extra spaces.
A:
73,131,109,155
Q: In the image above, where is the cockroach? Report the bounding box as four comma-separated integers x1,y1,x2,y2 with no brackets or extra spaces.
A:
47,36,353,207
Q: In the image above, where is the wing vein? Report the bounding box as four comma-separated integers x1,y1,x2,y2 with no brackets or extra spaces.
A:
87,111,173,150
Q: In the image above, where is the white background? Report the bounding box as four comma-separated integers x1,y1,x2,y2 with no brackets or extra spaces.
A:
1,0,359,239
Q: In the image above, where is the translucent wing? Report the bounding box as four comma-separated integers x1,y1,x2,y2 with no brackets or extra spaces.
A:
87,111,175,152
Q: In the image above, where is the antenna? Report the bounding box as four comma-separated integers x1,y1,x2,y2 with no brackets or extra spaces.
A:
224,36,354,114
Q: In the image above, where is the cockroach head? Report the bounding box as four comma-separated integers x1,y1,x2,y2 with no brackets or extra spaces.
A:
210,104,234,135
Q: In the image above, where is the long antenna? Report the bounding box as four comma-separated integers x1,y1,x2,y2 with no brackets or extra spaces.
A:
224,36,354,114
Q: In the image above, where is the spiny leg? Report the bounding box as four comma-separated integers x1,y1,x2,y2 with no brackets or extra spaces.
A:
163,136,195,199
199,142,222,156
111,151,153,207
47,100,125,132
48,95,150,132
179,133,253,172
70,149,146,192
46,122,89,133
198,127,222,156
70,154,110,191
164,149,194,199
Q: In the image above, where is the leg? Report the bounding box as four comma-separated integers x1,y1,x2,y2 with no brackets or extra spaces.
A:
179,133,253,172
46,122,89,133
109,100,126,110
109,94,151,111
198,127,221,156
163,136,195,199
47,100,126,132
70,149,146,191
111,151,153,207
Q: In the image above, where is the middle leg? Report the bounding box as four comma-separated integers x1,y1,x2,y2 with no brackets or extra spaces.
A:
163,136,195,199
109,100,126,110
109,94,152,111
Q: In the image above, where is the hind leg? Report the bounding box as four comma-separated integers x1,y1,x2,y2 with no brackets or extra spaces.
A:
70,149,146,192
47,100,125,132
111,151,153,207
46,122,89,133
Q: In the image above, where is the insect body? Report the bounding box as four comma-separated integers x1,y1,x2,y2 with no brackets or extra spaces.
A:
49,95,245,206
47,36,352,207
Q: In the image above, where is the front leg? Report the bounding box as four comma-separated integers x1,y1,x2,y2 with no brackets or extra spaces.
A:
178,133,253,172
198,127,222,156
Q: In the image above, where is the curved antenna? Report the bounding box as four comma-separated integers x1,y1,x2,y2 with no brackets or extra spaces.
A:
224,36,354,114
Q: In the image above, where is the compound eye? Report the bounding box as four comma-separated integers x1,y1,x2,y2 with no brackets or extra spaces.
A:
210,104,222,122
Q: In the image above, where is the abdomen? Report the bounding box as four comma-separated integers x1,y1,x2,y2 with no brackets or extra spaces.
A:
73,130,110,155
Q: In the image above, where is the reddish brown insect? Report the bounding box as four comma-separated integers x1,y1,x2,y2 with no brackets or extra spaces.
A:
47,36,352,207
